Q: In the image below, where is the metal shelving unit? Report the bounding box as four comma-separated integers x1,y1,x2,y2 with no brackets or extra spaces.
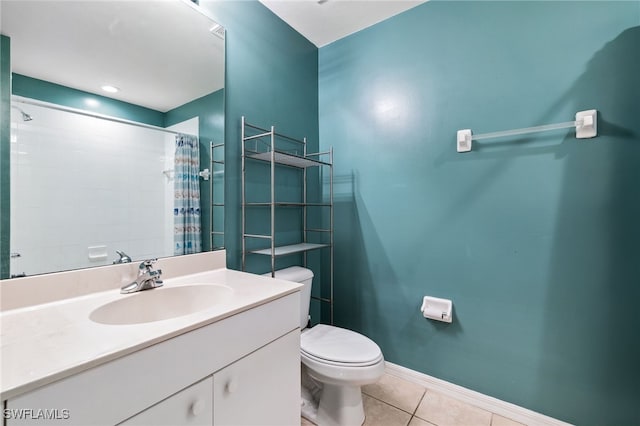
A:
241,116,334,323
211,140,225,250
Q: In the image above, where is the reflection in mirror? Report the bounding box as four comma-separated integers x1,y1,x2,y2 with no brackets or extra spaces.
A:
0,0,225,278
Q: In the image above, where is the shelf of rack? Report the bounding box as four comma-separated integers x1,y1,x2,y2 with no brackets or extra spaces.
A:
245,150,331,169
249,243,330,257
244,202,332,207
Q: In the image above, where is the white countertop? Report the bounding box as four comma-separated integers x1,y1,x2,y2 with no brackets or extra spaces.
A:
0,268,301,401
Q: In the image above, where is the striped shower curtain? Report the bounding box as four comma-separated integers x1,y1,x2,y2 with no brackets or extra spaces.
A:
174,134,202,255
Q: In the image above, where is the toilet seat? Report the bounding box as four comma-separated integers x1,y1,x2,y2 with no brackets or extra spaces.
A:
301,346,385,387
301,324,382,366
301,349,383,367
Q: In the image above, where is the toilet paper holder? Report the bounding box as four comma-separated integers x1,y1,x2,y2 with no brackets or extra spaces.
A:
420,296,453,323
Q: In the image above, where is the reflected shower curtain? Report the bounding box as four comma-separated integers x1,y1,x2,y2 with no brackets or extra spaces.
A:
174,134,202,255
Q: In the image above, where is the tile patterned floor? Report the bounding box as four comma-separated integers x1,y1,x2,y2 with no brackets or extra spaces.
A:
301,372,527,426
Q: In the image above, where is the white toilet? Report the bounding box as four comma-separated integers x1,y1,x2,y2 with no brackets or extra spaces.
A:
269,266,385,426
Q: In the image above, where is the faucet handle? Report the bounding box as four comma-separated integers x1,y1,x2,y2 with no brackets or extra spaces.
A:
139,258,158,270
113,250,132,264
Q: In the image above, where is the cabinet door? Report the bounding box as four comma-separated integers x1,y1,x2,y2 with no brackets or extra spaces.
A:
120,377,213,426
213,329,300,426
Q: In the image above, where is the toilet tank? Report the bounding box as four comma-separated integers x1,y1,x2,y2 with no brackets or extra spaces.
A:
265,266,314,329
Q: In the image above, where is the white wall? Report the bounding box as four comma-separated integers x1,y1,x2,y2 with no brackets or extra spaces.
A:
9,102,182,276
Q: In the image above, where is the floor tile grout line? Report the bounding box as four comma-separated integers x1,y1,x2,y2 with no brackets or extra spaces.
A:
362,388,427,417
362,392,412,415
412,388,427,416
408,389,428,425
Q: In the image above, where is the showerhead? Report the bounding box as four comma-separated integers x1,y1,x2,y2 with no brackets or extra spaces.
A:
11,105,33,121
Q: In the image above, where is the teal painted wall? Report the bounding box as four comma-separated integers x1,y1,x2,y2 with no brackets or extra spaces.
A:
319,1,640,424
165,88,225,252
198,1,319,273
0,35,10,279
12,74,164,126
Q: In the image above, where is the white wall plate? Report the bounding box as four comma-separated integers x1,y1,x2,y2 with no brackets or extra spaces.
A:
576,109,597,139
457,129,472,153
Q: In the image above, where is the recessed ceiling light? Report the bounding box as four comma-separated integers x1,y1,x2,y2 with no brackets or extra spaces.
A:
101,85,119,93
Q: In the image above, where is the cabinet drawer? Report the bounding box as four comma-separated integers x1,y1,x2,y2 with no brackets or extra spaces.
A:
119,377,213,426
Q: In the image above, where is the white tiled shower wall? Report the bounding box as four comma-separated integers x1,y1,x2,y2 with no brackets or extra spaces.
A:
9,102,196,277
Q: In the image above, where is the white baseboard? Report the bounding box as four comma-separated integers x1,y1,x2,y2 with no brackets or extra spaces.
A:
384,362,572,426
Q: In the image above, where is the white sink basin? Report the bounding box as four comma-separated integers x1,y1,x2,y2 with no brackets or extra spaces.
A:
89,284,233,325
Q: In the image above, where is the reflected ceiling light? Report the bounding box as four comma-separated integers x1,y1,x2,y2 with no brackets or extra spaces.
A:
101,85,119,93
85,98,100,108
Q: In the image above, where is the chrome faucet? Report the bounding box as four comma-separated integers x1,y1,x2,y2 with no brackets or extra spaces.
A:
120,259,163,294
113,250,132,264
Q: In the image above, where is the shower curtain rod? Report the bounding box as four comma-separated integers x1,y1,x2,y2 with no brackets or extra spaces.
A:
456,109,597,153
12,96,198,138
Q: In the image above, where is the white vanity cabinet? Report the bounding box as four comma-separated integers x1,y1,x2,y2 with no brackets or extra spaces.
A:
4,293,300,426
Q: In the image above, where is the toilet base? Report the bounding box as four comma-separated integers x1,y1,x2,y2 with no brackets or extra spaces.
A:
301,376,320,423
301,369,366,426
317,383,365,426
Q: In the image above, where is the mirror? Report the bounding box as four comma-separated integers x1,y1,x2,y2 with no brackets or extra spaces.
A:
0,0,225,278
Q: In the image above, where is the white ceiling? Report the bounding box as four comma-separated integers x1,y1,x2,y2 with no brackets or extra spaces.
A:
259,0,427,47
1,0,224,112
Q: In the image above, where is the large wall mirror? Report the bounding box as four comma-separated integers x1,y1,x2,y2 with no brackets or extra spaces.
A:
0,0,225,278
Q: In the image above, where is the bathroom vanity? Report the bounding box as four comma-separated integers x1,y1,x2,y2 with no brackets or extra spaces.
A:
0,252,302,425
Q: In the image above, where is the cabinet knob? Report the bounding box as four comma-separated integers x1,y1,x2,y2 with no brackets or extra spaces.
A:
226,379,238,394
190,399,205,417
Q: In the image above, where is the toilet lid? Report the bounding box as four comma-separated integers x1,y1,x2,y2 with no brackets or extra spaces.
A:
301,324,382,364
